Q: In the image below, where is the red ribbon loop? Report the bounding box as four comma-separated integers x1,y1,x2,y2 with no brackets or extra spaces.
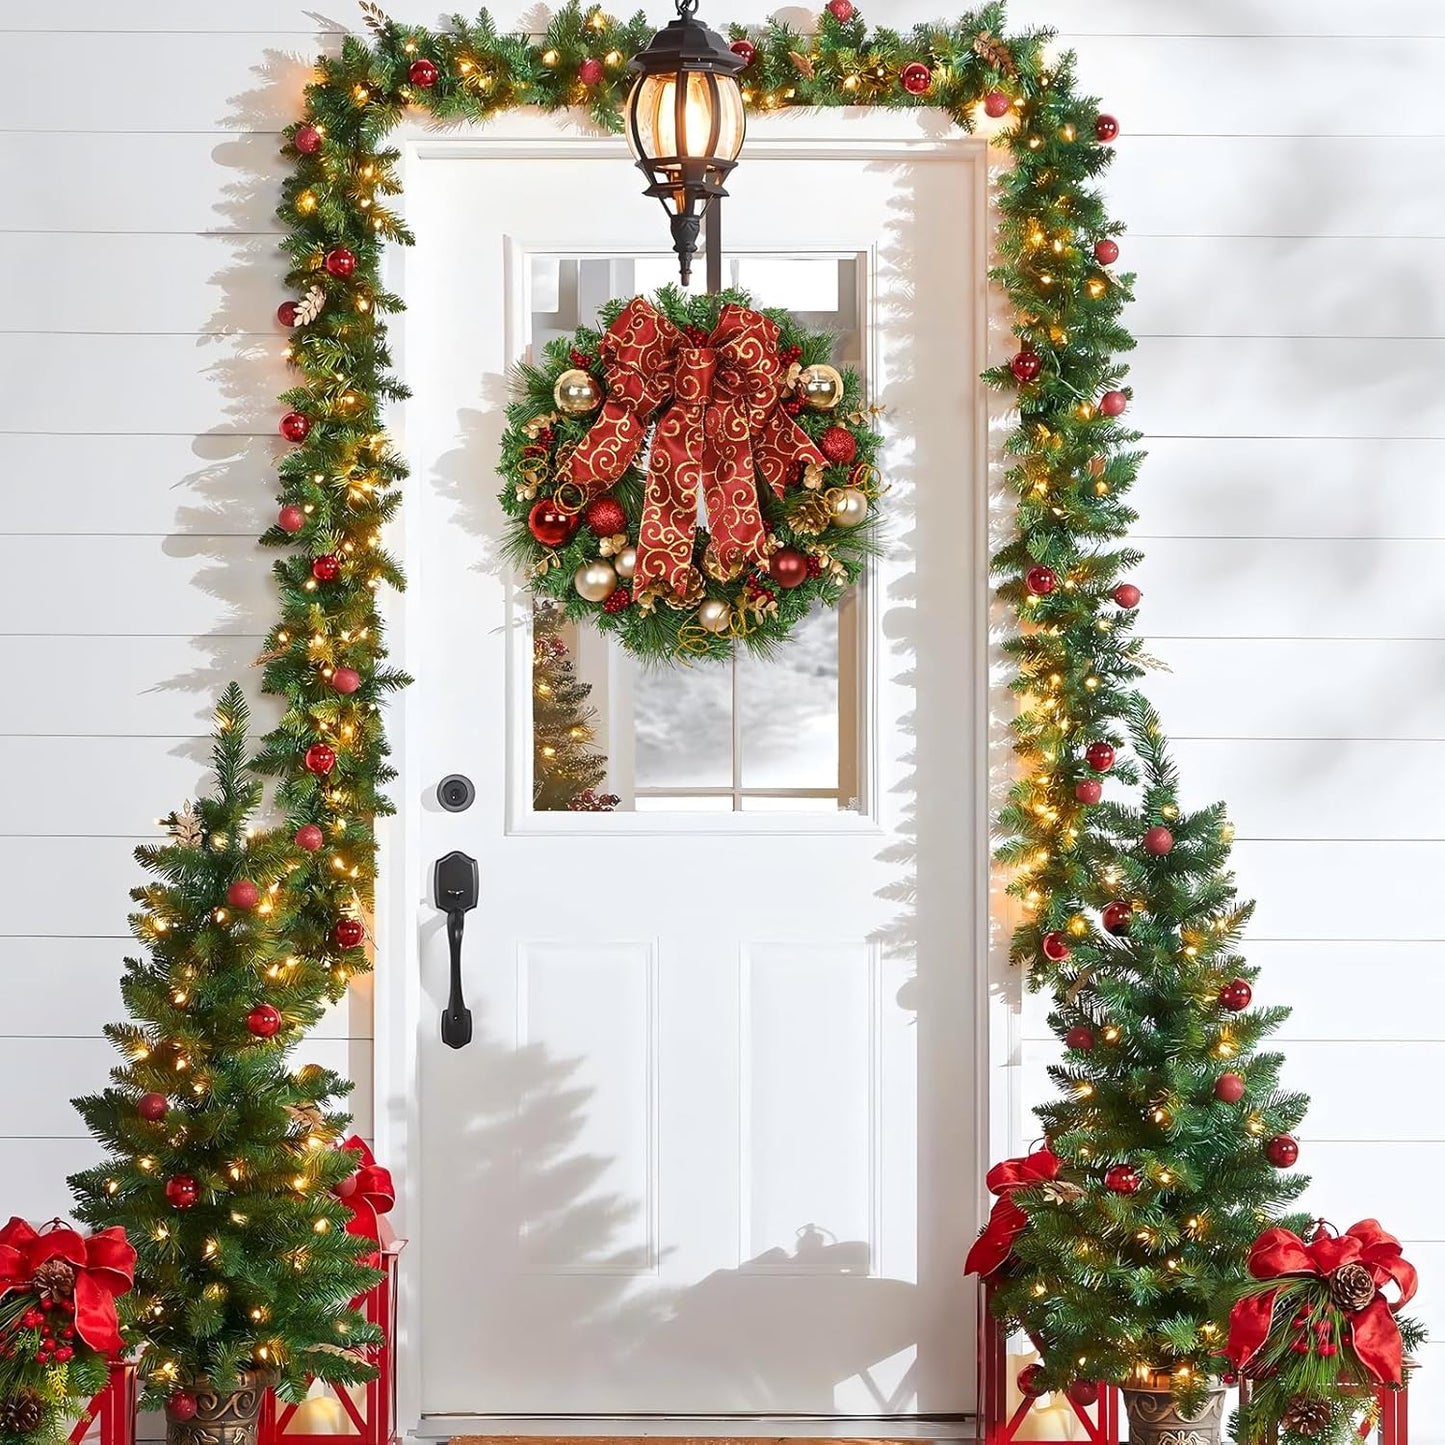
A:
0,1216,135,1357
568,298,827,599
333,1136,395,1266
965,1148,1061,1279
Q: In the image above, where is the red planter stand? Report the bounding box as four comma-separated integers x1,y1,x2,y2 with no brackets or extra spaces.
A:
69,1362,137,1445
258,1238,405,1445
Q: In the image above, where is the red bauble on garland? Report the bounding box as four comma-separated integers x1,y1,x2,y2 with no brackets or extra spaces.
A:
304,743,337,775
1099,389,1128,417
1094,239,1120,265
295,823,325,851
277,300,300,328
278,504,306,534
293,124,321,155
1017,1364,1045,1397
226,879,260,910
1065,1025,1095,1052
769,548,810,590
1101,900,1132,936
334,917,365,949
280,412,310,443
324,247,357,278
578,57,604,85
1113,582,1141,608
1010,349,1042,383
584,496,628,537
408,58,439,87
167,1394,198,1423
1095,114,1120,143
528,499,580,548
1025,565,1057,597
1219,978,1253,1012
729,39,756,67
331,667,361,694
137,1092,169,1123
826,0,855,19
900,62,932,96
1085,741,1116,773
247,1004,283,1038
1067,1381,1100,1407
1214,1072,1246,1104
312,553,341,582
1143,826,1174,856
820,426,857,465
983,89,1011,118
1074,779,1103,805
1041,930,1071,963
1266,1134,1300,1168
1104,1163,1140,1195
164,1175,199,1210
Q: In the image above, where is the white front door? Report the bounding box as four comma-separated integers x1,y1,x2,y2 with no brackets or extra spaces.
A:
391,113,987,1425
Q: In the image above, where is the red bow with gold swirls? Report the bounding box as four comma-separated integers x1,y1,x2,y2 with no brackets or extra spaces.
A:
1224,1219,1417,1385
0,1217,135,1356
333,1135,395,1266
964,1147,1062,1279
567,297,827,600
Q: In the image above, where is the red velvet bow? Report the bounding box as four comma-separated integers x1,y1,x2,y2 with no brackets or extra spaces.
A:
1225,1220,1417,1385
0,1217,135,1356
965,1148,1061,1279
333,1136,394,1265
568,297,826,599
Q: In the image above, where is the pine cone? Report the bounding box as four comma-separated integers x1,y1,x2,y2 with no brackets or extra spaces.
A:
31,1257,76,1302
1279,1395,1331,1436
0,1390,46,1436
789,493,837,537
1330,1261,1377,1311
973,30,1018,77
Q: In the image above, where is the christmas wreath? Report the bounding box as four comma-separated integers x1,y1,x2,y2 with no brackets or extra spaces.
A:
497,285,885,662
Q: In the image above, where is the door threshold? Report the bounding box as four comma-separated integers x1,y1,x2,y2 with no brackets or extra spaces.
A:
429,1417,974,1443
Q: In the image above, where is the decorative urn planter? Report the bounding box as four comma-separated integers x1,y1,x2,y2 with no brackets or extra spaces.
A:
166,1373,276,1445
1120,1384,1226,1445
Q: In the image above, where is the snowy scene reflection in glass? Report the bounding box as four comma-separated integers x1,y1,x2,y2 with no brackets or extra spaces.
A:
527,254,868,813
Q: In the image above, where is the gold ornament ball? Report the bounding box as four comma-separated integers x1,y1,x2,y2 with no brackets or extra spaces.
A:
798,363,845,411
554,368,603,415
573,559,618,603
831,487,869,528
696,599,732,634
614,546,637,580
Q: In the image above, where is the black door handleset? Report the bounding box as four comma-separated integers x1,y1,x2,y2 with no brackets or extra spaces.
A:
433,850,478,1049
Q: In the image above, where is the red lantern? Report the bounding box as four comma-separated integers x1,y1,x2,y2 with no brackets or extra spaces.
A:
68,1360,139,1445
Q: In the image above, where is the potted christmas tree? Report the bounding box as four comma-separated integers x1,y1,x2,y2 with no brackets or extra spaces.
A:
70,686,380,1445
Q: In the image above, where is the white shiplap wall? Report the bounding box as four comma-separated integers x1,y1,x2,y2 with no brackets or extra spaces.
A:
2,0,1440,1425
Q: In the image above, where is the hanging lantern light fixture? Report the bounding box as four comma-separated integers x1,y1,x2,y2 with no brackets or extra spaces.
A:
624,0,747,286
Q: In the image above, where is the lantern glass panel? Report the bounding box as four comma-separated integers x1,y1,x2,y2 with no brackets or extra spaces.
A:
626,70,745,176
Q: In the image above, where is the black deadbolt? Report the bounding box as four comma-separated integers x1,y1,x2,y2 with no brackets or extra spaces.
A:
436,773,475,813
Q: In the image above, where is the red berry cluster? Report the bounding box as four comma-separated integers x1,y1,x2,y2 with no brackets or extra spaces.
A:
745,574,777,607
805,555,823,579
569,348,594,369
683,324,709,347
603,587,631,614
5,1299,78,1364
1289,1305,1339,1358
780,344,807,415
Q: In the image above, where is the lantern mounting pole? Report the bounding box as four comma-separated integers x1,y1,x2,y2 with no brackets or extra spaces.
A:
705,200,723,295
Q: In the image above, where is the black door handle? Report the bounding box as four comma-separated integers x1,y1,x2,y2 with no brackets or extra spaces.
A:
433,850,479,1049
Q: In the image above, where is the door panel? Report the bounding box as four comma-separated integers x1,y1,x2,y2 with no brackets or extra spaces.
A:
402,122,983,1418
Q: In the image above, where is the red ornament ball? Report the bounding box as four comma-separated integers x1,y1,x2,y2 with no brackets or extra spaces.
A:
168,1394,198,1424
226,879,260,911
331,667,361,695
1074,779,1103,805
1101,900,1132,936
1105,1163,1140,1195
1017,1364,1045,1397
277,300,300,327
1214,1072,1247,1104
312,553,341,582
1025,565,1057,597
769,547,810,590
334,917,366,950
584,496,628,537
1219,978,1254,1012
408,58,439,87
1266,1134,1300,1169
247,1004,283,1039
1041,930,1071,963
826,0,855,19
278,504,306,534
528,499,580,548
293,124,322,155
280,411,310,443
820,426,858,465
1095,114,1120,143
900,62,932,96
304,743,337,776
983,89,1011,119
730,40,757,68
1113,582,1141,609
1067,1381,1100,1407
295,823,325,852
1065,1025,1095,1052
324,247,357,278
137,1092,169,1123
164,1175,200,1210
1085,741,1116,773
1010,350,1043,383
1099,389,1128,417
1143,825,1174,856
578,57,605,85
1094,239,1120,266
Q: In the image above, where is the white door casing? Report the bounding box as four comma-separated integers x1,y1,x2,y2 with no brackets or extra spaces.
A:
373,111,1016,1431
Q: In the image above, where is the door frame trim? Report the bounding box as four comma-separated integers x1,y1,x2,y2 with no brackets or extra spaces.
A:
373,109,1021,1434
